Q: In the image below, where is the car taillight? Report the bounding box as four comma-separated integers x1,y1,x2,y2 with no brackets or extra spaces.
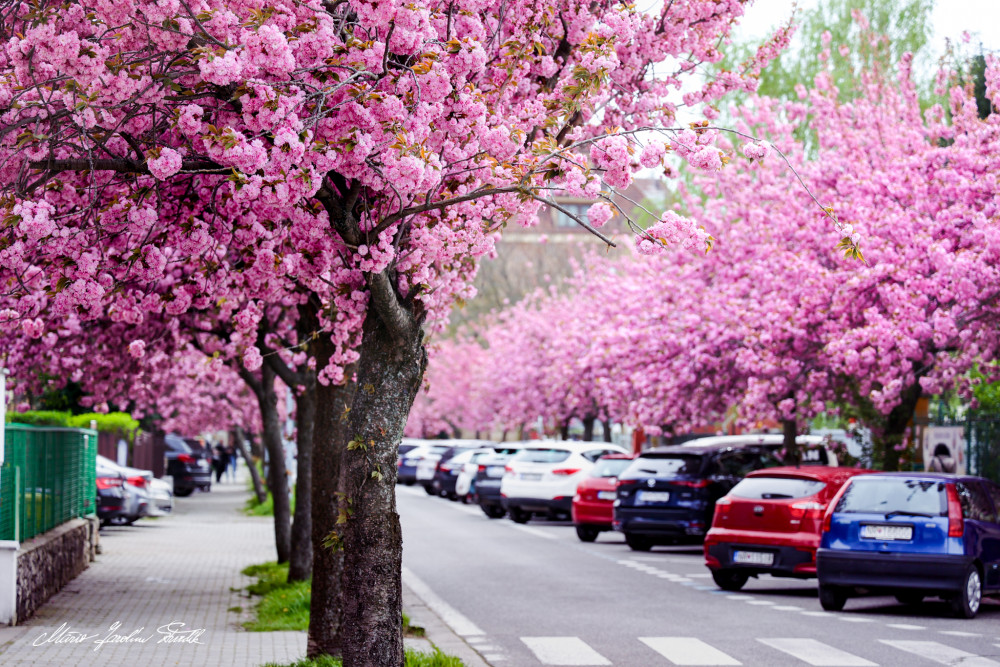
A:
397,459,402,467
127,476,147,488
505,465,514,473
439,465,451,473
478,465,487,472
97,477,123,489
551,468,581,476
712,496,731,522
946,483,964,537
790,501,825,519
673,479,710,488
178,454,195,464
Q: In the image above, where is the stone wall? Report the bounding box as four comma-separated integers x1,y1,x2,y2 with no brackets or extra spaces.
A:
14,518,94,624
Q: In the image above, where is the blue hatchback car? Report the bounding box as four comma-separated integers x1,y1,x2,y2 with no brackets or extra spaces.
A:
817,472,1000,617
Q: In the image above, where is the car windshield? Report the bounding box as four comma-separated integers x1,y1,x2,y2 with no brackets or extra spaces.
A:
622,454,702,478
591,458,632,478
835,477,947,516
730,477,826,500
512,448,571,464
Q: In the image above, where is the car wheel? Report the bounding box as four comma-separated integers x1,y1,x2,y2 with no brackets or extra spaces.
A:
481,504,506,519
818,584,847,612
625,533,652,552
447,493,459,502
423,484,436,496
509,507,531,524
950,565,982,619
894,592,924,606
173,487,194,497
404,480,415,486
575,525,600,542
711,569,749,591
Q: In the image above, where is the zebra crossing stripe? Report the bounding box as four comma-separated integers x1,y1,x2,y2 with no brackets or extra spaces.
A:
640,637,741,665
879,640,1000,666
758,638,877,666
521,637,611,665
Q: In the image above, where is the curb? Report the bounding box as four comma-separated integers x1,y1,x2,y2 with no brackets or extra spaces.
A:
402,581,491,667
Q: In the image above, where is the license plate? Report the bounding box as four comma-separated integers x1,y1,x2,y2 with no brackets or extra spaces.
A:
520,473,542,481
597,491,617,500
487,466,505,478
636,490,671,504
734,550,774,566
860,524,913,541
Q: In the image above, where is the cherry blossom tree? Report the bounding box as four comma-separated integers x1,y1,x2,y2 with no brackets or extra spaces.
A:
0,0,797,662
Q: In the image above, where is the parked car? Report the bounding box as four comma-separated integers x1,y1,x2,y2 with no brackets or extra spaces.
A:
614,442,786,551
475,452,519,518
456,447,521,502
703,466,875,590
97,455,174,516
96,470,135,526
164,433,213,496
397,442,454,486
414,440,493,494
429,448,479,500
501,441,627,523
817,472,1000,618
572,453,635,542
679,434,840,466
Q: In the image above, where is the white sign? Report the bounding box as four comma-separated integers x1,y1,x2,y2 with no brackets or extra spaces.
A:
922,426,965,474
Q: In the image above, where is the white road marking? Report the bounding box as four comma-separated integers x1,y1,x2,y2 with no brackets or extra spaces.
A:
521,637,611,665
939,630,979,637
801,611,829,617
774,606,803,611
758,638,877,666
838,617,873,623
640,637,742,665
880,640,1000,666
507,523,557,539
886,624,925,631
401,567,484,636
745,600,775,605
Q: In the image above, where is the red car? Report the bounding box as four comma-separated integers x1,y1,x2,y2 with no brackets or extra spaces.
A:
704,466,875,591
571,453,635,542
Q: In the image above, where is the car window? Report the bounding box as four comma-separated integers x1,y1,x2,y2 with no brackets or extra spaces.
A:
956,481,996,522
591,458,632,478
622,455,703,478
582,449,609,462
512,448,571,464
835,477,947,516
730,477,827,500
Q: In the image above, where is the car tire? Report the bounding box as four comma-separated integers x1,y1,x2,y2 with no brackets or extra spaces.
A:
625,533,652,552
509,507,531,524
950,565,982,619
575,525,600,542
481,504,506,519
423,484,436,496
818,585,847,612
404,480,415,486
894,592,924,606
711,569,749,592
447,493,459,501
174,487,194,497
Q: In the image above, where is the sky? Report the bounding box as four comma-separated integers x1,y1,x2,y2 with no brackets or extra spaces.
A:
735,0,1000,55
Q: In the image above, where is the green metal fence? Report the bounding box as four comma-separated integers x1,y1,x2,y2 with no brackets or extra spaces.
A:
0,424,97,542
0,463,18,542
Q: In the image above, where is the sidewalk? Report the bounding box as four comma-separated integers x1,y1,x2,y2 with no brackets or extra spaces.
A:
0,467,488,667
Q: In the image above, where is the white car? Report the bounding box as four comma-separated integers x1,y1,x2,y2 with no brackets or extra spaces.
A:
454,447,517,501
96,455,174,516
677,434,839,466
500,441,627,523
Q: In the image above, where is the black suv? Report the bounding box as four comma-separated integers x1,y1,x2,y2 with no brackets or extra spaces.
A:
164,434,213,496
614,443,784,551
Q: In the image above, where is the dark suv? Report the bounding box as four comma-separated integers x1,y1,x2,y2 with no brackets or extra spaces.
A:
817,473,1000,617
614,443,785,551
164,434,213,496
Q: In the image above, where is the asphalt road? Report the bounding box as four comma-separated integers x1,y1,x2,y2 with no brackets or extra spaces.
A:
397,484,1000,666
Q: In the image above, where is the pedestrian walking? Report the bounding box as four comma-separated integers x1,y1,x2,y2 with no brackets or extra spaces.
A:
213,443,230,483
226,443,238,481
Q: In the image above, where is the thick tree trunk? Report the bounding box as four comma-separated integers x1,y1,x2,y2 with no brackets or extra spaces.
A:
338,315,426,667
235,426,267,504
288,372,316,582
602,420,612,443
260,363,292,564
782,418,799,466
878,380,923,472
560,420,569,440
307,336,356,658
582,416,595,442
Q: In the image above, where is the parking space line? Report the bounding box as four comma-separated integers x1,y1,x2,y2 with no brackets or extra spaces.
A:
521,637,611,665
640,637,741,665
758,638,877,666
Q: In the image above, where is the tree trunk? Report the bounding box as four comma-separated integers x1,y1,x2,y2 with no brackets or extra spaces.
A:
338,315,426,667
307,331,357,658
288,372,316,582
878,380,923,472
235,426,267,505
260,363,292,564
782,418,799,466
559,420,569,441
602,420,612,443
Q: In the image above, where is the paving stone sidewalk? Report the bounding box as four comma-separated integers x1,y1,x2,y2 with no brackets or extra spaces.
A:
0,468,484,667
